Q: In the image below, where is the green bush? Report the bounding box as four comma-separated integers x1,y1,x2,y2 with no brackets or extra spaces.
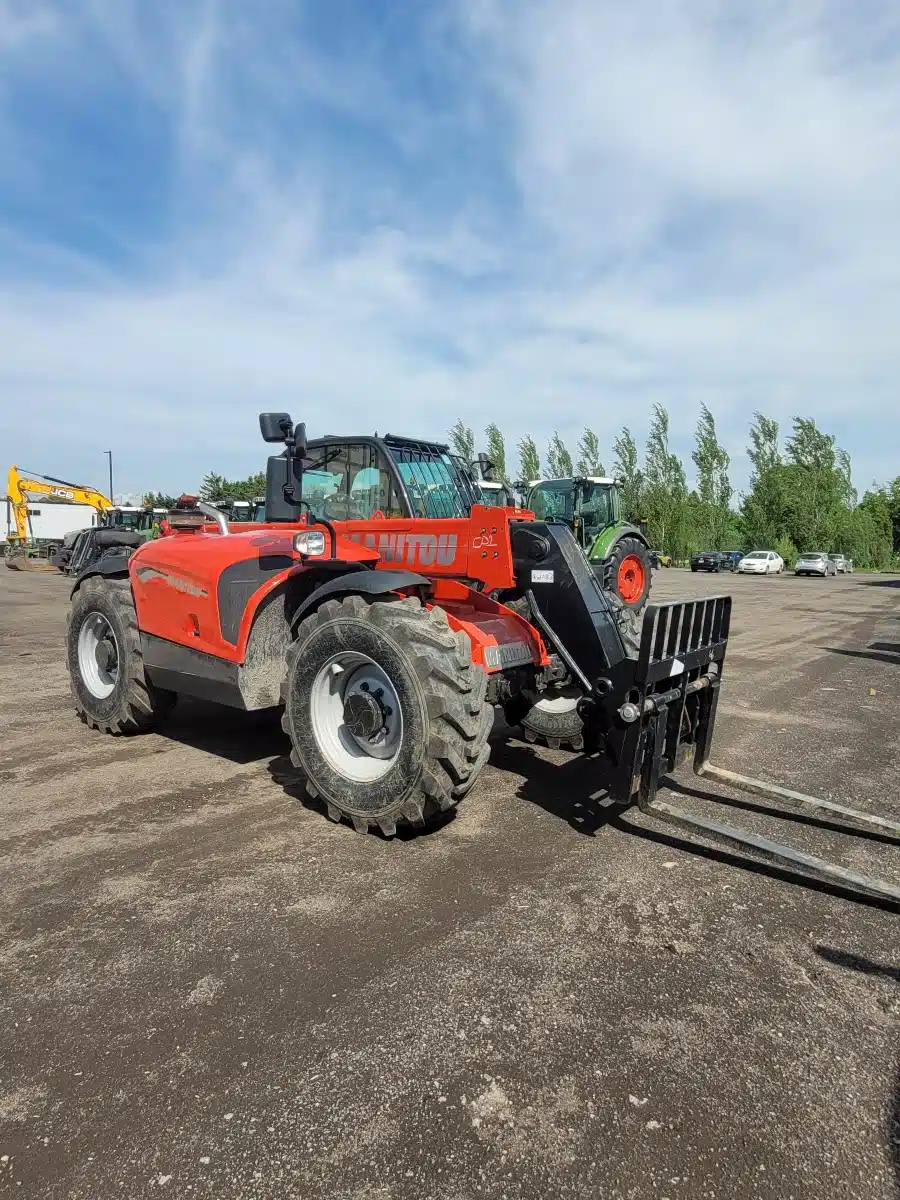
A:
773,535,797,568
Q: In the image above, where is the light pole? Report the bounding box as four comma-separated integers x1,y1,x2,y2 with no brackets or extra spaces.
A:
104,450,113,501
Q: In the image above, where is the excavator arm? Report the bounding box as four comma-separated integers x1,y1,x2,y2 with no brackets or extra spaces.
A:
6,466,113,543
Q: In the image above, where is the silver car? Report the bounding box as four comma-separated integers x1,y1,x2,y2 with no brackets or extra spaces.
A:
830,554,848,573
795,552,837,577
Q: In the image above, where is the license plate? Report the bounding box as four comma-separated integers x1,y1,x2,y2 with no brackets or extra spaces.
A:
483,641,534,670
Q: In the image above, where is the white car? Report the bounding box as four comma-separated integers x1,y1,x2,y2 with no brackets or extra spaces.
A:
737,550,784,575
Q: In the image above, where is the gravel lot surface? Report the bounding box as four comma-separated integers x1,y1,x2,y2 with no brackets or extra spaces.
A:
1,567,898,1199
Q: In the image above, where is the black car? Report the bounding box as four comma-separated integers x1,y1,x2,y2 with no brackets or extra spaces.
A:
691,550,728,572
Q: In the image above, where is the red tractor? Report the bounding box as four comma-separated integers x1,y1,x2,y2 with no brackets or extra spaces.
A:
65,414,898,901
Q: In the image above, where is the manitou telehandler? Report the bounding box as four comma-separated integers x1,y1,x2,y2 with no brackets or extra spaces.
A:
65,414,899,903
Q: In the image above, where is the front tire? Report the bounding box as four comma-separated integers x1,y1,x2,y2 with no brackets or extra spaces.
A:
603,537,651,610
281,595,493,835
68,576,174,734
512,594,641,751
519,692,583,751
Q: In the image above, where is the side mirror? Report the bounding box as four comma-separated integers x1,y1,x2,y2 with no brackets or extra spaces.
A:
293,421,307,459
259,412,294,443
475,453,495,482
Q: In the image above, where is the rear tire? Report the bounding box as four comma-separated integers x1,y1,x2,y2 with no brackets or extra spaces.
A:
281,595,493,834
68,576,174,734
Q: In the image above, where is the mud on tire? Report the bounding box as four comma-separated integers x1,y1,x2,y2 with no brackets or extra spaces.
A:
67,576,175,734
281,595,494,835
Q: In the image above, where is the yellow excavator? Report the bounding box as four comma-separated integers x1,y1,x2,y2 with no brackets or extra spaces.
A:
5,466,113,571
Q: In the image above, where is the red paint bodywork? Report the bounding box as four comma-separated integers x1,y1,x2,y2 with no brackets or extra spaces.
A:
130,506,548,670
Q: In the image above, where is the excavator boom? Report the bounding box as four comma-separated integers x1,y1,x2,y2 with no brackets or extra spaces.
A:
6,465,113,544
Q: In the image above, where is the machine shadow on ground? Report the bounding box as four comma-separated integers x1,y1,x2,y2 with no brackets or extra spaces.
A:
663,777,900,847
812,947,900,1196
153,701,900,914
493,739,900,915
158,697,288,763
823,642,900,666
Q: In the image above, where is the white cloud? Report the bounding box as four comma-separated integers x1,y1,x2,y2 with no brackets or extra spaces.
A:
0,0,899,495
0,1,58,50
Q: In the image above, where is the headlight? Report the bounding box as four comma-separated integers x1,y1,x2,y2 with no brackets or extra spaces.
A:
293,530,327,557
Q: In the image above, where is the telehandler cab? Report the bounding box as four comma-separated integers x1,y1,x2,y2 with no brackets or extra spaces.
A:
65,413,900,904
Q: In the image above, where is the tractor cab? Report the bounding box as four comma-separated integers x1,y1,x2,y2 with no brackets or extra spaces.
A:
476,480,518,508
527,477,618,552
527,476,652,610
261,417,483,522
102,506,156,534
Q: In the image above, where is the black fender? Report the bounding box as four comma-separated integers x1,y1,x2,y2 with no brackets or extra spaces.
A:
606,526,652,555
290,568,429,631
70,551,133,597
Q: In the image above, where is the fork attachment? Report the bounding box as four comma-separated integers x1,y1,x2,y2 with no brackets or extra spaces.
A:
603,597,900,905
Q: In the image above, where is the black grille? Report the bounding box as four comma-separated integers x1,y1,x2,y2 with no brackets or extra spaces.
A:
638,597,731,684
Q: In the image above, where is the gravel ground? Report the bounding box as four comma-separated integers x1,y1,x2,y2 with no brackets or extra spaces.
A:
1,566,898,1199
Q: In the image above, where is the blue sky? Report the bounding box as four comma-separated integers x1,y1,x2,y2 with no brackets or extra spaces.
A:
1,0,899,499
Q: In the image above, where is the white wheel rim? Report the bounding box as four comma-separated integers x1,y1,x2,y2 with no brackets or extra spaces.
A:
533,695,579,714
309,651,403,783
77,611,120,699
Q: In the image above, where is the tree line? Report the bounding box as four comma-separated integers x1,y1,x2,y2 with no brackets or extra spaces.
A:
153,407,899,570
450,408,898,569
143,471,265,509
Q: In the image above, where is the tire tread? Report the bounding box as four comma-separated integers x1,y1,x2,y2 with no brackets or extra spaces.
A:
69,576,173,735
281,595,493,834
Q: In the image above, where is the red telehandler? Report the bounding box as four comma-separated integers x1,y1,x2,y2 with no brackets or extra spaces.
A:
65,414,899,903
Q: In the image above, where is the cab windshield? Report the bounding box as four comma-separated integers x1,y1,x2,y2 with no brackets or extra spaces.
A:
106,510,150,531
299,441,477,521
529,481,613,532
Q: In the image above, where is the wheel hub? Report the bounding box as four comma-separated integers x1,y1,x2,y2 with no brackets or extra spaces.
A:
94,639,116,673
77,611,120,700
343,690,384,739
309,652,403,782
617,553,646,604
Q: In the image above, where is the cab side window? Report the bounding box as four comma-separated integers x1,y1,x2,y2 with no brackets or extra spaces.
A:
301,444,402,520
347,445,404,518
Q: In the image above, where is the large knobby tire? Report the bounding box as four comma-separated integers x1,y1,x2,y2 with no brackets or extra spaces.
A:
67,576,174,734
519,692,584,751
514,592,642,751
281,595,493,835
603,536,651,610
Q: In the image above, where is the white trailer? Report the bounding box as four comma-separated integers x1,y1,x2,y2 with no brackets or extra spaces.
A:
3,500,101,547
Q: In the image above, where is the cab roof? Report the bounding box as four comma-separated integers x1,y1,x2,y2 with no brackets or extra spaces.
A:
529,476,615,486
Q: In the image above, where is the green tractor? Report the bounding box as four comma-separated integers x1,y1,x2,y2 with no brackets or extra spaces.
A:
475,480,519,508
526,476,652,611
55,506,161,575
512,476,652,751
